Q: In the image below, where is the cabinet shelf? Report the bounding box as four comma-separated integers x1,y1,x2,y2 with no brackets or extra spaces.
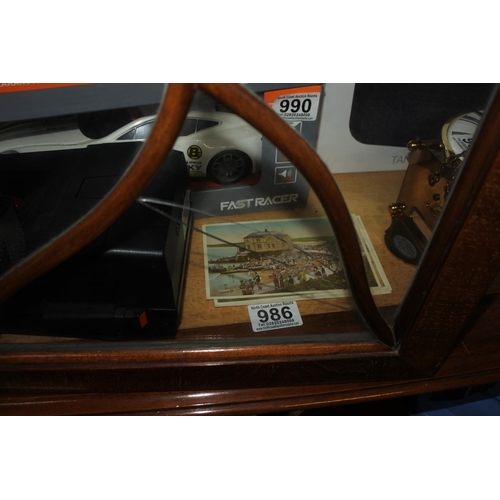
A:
1,170,413,345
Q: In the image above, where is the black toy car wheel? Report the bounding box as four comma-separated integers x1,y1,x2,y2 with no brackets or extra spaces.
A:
208,150,250,184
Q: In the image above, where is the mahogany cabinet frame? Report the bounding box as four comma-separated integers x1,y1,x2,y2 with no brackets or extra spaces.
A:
1,83,500,415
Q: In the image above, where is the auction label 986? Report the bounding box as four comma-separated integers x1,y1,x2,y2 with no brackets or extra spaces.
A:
248,301,303,332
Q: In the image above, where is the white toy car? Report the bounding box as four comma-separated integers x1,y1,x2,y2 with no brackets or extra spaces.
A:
0,111,262,184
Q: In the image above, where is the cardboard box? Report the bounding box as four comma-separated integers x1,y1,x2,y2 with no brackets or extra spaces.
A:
189,84,324,218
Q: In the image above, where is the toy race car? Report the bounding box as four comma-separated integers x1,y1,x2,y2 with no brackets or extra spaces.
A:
0,110,262,184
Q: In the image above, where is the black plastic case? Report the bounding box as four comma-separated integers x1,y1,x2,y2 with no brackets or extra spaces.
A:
0,143,191,339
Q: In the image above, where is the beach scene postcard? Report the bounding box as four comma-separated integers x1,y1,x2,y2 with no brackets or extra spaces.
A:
202,216,391,306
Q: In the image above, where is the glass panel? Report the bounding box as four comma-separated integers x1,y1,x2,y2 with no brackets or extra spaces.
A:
118,128,136,140
178,118,196,136
134,121,154,140
315,83,496,328
0,84,387,343
151,85,373,341
1,83,496,347
0,83,167,341
79,110,135,139
196,119,219,132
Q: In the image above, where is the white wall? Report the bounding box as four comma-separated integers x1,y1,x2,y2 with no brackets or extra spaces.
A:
316,83,409,174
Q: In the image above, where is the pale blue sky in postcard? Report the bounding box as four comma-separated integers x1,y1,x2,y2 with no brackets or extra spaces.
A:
203,218,335,246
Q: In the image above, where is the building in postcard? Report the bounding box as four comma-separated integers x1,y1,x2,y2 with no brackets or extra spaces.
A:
242,229,292,253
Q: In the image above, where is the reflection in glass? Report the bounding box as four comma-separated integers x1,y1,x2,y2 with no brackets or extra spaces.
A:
384,110,484,266
4,84,493,343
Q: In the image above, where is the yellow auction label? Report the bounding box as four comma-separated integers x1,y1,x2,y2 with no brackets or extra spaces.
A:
187,145,202,159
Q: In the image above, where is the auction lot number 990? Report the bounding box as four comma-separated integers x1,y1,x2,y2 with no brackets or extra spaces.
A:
279,99,312,114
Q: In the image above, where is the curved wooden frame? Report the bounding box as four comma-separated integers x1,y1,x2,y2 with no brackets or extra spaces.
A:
0,83,394,346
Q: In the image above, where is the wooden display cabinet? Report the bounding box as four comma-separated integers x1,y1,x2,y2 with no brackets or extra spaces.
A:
1,84,500,415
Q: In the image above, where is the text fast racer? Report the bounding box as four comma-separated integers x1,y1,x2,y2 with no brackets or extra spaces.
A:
220,194,299,211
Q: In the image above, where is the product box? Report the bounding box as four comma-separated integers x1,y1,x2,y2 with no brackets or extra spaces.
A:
188,83,324,218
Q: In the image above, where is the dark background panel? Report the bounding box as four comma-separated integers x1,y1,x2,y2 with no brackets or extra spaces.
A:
349,83,497,146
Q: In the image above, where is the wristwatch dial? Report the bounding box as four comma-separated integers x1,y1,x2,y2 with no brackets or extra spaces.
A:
442,111,482,155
